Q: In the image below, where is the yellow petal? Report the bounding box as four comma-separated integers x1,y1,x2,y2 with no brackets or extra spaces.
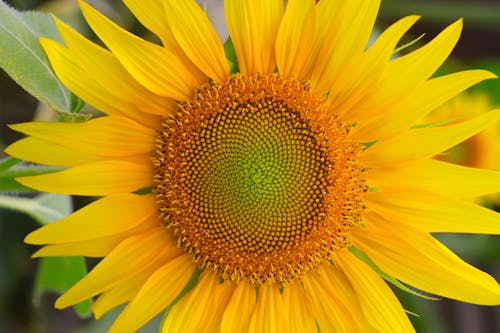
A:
356,19,462,115
39,37,161,129
308,0,346,84
362,15,420,75
302,269,357,333
368,159,500,199
361,109,500,167
164,0,229,83
5,137,103,167
311,0,380,94
386,19,461,82
25,194,156,244
16,160,152,196
5,137,150,169
322,265,379,333
205,280,236,332
32,213,158,257
55,228,182,308
53,17,177,118
327,15,420,117
353,70,497,142
108,255,195,333
282,283,316,333
79,0,204,100
121,0,169,42
275,0,315,80
353,214,500,305
121,0,201,68
365,187,500,234
225,0,283,75
162,271,235,333
91,265,158,319
220,281,256,333
334,249,415,333
9,116,155,158
248,284,287,333
33,235,123,257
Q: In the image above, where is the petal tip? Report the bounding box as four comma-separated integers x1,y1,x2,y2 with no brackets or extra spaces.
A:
6,123,21,132
25,228,48,245
24,232,37,244
452,17,464,30
54,297,69,310
31,248,44,258
39,37,62,56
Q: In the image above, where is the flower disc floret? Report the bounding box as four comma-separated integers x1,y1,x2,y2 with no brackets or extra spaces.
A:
153,74,367,285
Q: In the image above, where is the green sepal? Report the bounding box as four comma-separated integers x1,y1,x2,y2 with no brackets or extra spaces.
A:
362,140,378,149
368,186,383,193
135,187,153,195
224,37,239,74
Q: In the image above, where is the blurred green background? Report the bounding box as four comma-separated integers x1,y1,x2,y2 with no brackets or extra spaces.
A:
1,0,499,332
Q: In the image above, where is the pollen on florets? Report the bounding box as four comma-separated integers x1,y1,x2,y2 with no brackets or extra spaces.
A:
153,73,366,286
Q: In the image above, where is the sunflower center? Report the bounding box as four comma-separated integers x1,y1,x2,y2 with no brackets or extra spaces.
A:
153,73,366,286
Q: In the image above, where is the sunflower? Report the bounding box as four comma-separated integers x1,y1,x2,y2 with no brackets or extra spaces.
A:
5,0,500,332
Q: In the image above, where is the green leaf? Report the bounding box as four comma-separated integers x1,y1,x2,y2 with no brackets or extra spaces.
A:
0,160,71,224
0,1,82,113
0,156,21,172
0,193,71,225
34,256,91,317
0,164,63,192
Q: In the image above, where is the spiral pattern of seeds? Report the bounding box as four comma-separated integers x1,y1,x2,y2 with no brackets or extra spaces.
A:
153,73,366,285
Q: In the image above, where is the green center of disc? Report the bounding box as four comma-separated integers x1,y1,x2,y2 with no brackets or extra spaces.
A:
189,103,327,232
153,73,366,285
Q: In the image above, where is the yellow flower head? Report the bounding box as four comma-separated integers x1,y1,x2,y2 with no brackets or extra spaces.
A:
5,0,500,332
